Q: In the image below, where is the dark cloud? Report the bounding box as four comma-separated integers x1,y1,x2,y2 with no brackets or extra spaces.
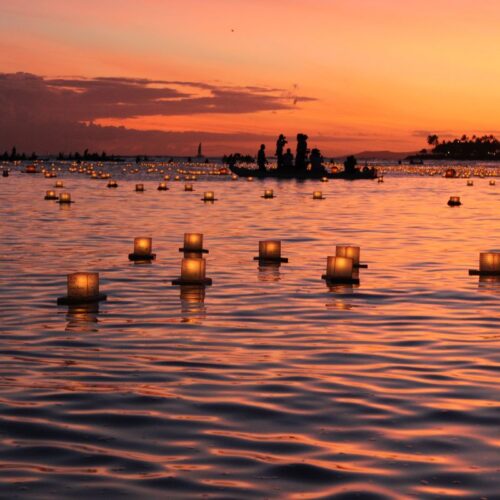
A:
0,72,316,154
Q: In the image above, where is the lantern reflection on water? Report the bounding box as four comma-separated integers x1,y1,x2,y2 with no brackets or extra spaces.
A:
469,251,500,276
172,257,212,286
254,240,288,263
322,256,359,284
57,272,107,305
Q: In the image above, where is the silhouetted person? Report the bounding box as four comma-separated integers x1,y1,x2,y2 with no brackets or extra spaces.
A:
275,134,287,170
282,148,294,170
295,133,309,173
257,144,268,172
344,155,358,176
309,148,327,176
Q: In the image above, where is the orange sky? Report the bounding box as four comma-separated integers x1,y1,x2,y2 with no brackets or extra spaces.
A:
1,0,499,155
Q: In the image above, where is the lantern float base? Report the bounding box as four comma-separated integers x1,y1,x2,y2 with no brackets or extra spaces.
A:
261,196,276,199
45,196,59,200
58,201,75,204
57,293,107,305
468,269,500,276
172,278,213,286
355,263,368,269
157,187,169,191
201,199,218,202
322,275,360,285
254,257,288,263
128,253,156,261
178,248,209,254
447,201,461,206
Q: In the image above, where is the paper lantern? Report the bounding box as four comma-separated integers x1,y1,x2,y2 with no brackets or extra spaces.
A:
107,180,118,188
202,191,216,201
25,165,37,174
135,184,145,192
247,176,254,182
58,192,73,204
57,272,107,304
467,180,474,186
469,251,500,276
447,196,461,206
55,181,64,188
129,237,156,261
321,177,329,182
184,183,194,191
262,189,274,199
490,180,496,186
313,191,324,199
255,240,288,263
158,182,168,191
336,245,364,267
172,258,212,286
44,190,58,200
231,175,238,181
322,256,359,284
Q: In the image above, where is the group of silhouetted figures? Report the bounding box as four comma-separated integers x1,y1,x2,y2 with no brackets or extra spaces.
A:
257,134,327,176
256,134,376,177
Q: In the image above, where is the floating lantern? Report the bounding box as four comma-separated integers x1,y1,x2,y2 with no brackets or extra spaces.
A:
135,184,144,192
247,177,254,182
184,183,194,191
157,182,169,191
490,180,496,186
179,233,208,255
321,177,329,182
336,245,367,268
231,175,238,181
164,175,170,181
378,176,384,183
262,189,275,199
447,196,461,206
58,192,74,204
107,180,118,188
313,191,325,200
445,168,457,178
469,251,500,276
25,165,37,174
129,237,156,261
254,240,288,263
57,272,107,305
44,172,52,178
174,175,180,181
55,180,64,188
467,180,474,186
44,190,58,200
322,256,359,284
202,191,216,201
172,257,212,286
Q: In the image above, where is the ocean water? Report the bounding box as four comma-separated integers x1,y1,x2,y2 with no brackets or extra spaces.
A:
0,163,499,499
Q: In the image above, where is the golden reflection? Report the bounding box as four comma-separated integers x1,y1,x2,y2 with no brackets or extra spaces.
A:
180,285,206,322
65,303,100,332
258,262,281,282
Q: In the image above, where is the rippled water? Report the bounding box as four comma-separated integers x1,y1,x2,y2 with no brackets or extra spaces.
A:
1,164,499,499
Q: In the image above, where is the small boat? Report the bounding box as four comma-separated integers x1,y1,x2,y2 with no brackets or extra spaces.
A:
229,165,378,180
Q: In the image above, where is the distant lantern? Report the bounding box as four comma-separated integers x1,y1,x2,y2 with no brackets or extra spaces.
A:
467,180,474,186
174,175,180,181
336,245,366,268
262,189,274,199
44,190,58,200
469,251,500,276
202,191,216,201
378,176,384,183
321,177,329,182
184,183,194,191
447,196,461,206
57,272,107,305
25,165,37,174
313,191,324,199
322,256,359,284
254,240,288,263
445,168,457,178
135,184,144,192
231,175,238,181
55,180,64,188
58,192,73,204
157,182,168,191
247,176,254,182
172,257,213,286
44,172,52,178
107,180,118,188
180,233,208,257
91,172,98,179
490,180,496,186
164,175,170,180
129,237,156,261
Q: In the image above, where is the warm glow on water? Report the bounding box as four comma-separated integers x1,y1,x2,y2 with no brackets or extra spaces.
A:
0,162,499,498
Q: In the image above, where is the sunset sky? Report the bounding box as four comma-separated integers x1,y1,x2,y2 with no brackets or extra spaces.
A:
1,0,499,156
